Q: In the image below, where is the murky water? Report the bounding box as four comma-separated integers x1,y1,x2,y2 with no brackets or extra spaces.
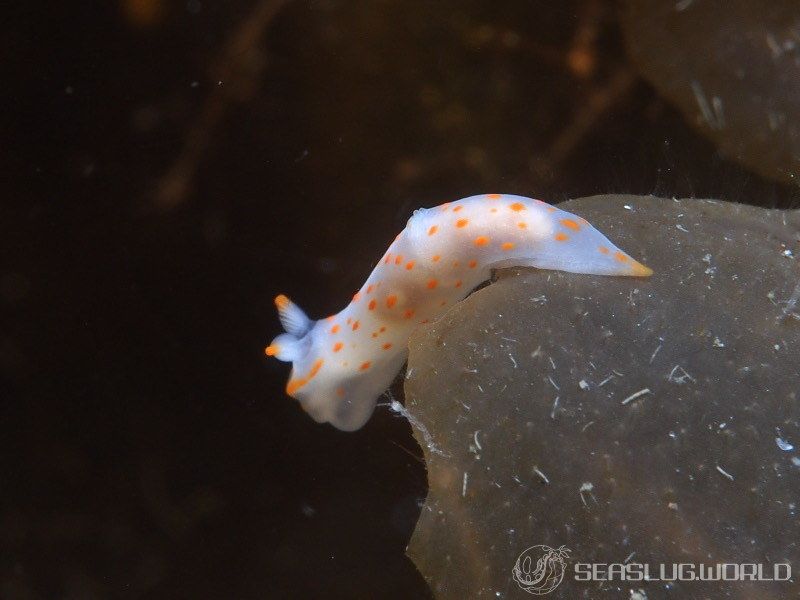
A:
4,1,798,598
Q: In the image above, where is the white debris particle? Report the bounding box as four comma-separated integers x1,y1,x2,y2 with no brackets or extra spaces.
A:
676,224,689,233
792,457,800,467
781,281,800,319
509,353,517,368
668,364,696,384
713,337,725,348
579,379,590,390
550,396,560,420
547,375,560,390
630,588,649,600
462,472,468,497
389,400,448,457
579,482,596,507
624,552,636,564
776,437,795,452
533,466,550,484
649,344,662,364
598,374,615,387
621,388,652,405
668,502,678,511
623,204,633,210
716,465,735,481
473,430,482,451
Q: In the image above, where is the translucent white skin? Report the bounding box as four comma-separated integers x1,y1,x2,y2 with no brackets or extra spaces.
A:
267,194,652,431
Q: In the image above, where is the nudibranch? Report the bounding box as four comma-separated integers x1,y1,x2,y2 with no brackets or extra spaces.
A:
266,194,652,431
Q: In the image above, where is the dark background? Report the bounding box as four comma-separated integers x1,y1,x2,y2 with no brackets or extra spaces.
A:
3,1,798,598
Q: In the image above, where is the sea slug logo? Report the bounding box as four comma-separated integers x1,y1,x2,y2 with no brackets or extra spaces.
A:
512,545,571,595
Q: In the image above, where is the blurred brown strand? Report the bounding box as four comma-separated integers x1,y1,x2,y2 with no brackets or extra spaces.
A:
534,67,635,178
154,0,291,211
122,0,165,28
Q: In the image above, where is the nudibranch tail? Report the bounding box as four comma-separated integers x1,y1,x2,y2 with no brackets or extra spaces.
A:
265,194,653,431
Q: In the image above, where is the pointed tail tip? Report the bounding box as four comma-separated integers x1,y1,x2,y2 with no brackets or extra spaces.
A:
631,261,654,277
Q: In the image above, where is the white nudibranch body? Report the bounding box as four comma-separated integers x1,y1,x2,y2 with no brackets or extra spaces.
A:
265,194,652,430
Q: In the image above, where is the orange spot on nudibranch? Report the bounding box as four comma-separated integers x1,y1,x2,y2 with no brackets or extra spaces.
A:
547,207,557,213
403,309,415,319
330,324,340,334
614,251,629,263
333,342,344,352
440,300,447,306
360,361,372,371
427,279,438,289
286,359,324,395
274,294,290,309
474,236,489,246
366,284,374,294
509,202,525,212
487,193,501,199
384,254,392,264
352,320,360,331
456,218,469,228
380,326,386,332
394,255,403,265
469,260,477,268
386,295,397,308
453,205,463,212
368,299,377,310
346,317,352,324
555,232,569,242
561,218,580,231
428,225,438,236
352,292,361,302
599,246,610,254
265,345,278,356
336,387,345,397
432,255,441,262
326,315,335,322
382,343,393,350
406,261,415,270
454,280,462,288
518,222,527,229
490,208,498,213
501,242,515,251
